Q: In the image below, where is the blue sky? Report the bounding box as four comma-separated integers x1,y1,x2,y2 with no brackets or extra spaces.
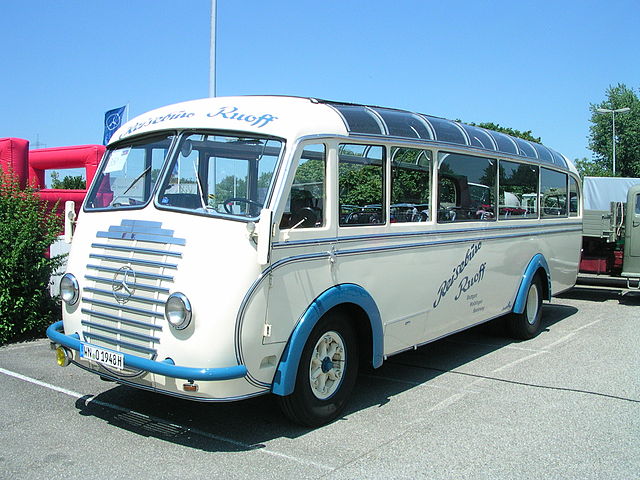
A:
1,0,638,162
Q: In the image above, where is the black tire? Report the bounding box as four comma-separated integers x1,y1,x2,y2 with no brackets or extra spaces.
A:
507,276,543,340
277,312,359,427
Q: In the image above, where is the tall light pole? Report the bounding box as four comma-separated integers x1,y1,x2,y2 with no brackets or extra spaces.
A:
209,0,217,97
596,107,630,175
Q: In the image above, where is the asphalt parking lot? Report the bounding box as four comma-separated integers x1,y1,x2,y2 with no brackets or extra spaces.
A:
1,285,638,480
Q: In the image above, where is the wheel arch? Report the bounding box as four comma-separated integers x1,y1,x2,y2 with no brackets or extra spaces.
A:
513,253,551,315
271,283,384,397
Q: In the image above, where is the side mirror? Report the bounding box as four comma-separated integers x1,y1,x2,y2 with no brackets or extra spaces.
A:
257,208,273,265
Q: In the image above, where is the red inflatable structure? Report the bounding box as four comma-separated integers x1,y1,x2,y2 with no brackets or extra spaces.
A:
0,137,105,218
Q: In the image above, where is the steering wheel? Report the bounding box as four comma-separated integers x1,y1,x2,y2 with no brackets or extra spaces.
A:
223,197,263,215
291,207,318,228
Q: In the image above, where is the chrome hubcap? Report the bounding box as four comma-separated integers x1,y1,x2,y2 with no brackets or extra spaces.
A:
309,331,346,400
526,283,539,325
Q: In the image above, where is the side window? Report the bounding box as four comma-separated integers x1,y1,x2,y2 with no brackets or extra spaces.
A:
541,168,568,217
569,177,579,217
391,147,432,222
499,160,539,220
437,152,496,222
636,194,640,215
339,144,385,226
280,144,326,229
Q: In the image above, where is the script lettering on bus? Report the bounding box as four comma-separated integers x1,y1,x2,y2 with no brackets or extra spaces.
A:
119,110,196,138
207,106,278,128
433,241,483,308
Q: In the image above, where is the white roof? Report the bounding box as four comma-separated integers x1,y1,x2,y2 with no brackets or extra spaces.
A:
111,96,347,145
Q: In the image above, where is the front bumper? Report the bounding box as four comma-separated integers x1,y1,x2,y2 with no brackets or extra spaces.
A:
46,321,247,382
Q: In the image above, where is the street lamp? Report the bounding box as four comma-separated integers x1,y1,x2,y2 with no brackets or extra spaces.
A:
209,0,217,97
596,107,631,175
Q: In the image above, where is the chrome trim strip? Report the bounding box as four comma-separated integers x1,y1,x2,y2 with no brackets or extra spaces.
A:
81,320,160,343
90,243,182,258
273,221,583,248
335,227,582,258
84,287,166,306
81,308,162,331
96,230,186,245
86,264,174,282
81,297,164,318
88,254,178,269
82,332,158,355
84,275,170,294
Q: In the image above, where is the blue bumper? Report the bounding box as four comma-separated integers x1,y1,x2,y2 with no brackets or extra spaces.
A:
46,321,247,382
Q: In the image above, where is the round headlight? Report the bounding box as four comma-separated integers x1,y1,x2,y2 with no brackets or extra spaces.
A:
60,273,79,305
165,293,192,330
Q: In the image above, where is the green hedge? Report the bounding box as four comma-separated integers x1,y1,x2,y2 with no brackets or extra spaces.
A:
0,169,63,344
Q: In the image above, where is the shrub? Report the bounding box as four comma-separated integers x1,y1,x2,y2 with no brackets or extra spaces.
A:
0,168,63,344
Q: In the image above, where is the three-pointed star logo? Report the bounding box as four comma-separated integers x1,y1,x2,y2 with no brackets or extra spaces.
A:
112,266,136,304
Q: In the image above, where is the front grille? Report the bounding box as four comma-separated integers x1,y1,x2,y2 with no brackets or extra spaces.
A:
80,219,185,374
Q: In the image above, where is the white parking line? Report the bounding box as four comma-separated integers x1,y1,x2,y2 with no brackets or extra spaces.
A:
0,366,332,472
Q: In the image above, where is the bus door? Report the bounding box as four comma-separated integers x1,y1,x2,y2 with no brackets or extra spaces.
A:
263,142,335,345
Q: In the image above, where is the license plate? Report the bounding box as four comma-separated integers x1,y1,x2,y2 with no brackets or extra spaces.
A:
79,343,125,371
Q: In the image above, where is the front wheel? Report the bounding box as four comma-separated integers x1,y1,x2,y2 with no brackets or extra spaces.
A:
507,276,543,340
277,313,359,427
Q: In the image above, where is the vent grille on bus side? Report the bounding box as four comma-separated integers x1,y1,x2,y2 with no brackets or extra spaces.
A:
81,220,185,374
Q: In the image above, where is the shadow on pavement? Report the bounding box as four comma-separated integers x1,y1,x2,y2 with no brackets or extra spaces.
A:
73,303,580,452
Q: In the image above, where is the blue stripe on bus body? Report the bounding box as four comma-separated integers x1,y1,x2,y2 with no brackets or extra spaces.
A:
271,283,384,397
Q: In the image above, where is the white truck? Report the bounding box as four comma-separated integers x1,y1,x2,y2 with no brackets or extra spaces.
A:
580,176,640,287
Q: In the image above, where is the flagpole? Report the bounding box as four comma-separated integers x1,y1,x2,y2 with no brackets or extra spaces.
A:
209,0,217,97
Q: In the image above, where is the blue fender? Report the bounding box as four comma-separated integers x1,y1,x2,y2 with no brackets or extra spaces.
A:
513,254,551,314
271,283,384,396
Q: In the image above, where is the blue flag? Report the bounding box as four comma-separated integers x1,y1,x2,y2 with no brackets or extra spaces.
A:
103,105,126,145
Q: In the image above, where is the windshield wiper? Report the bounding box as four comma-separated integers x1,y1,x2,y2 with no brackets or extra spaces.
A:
111,166,151,206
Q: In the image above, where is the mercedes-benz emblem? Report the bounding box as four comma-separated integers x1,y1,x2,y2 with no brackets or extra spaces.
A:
106,113,121,131
112,266,136,304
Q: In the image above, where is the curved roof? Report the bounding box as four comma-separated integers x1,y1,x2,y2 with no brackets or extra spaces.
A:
321,100,568,170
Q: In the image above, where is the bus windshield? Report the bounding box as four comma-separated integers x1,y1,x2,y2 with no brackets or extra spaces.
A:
157,133,283,220
85,133,175,210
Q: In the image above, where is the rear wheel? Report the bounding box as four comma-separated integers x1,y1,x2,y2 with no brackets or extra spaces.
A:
507,276,543,340
277,313,359,427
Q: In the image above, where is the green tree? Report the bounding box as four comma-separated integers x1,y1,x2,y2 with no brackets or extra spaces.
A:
573,157,612,178
50,171,86,189
0,169,63,344
588,83,640,177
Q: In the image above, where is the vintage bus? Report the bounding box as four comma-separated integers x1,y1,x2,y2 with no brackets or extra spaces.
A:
47,96,581,426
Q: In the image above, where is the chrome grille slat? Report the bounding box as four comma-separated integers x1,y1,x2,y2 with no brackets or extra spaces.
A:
81,320,160,343
90,243,182,258
84,275,170,294
88,253,178,269
84,287,166,306
83,332,157,355
81,308,162,331
82,297,164,318
86,265,173,281
96,230,186,245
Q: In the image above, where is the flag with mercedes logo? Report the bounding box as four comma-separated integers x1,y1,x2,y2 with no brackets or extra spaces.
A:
103,105,127,145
